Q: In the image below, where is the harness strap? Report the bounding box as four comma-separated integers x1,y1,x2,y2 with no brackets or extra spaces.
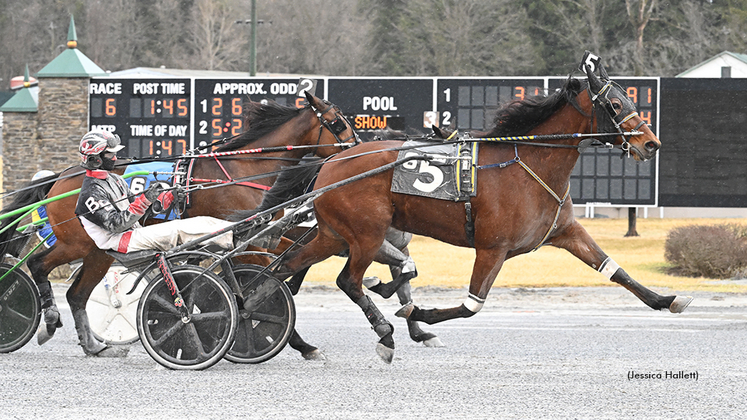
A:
189,155,271,191
531,183,570,251
464,201,475,248
515,159,570,250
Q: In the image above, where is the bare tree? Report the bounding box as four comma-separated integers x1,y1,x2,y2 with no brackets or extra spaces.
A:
392,0,540,76
625,0,656,76
189,0,245,71
254,0,372,75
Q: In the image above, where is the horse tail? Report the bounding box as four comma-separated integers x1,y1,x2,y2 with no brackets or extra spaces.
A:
229,159,321,221
0,174,57,258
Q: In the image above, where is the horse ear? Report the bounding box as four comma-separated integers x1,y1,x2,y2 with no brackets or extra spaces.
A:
583,63,605,93
304,90,314,104
599,62,610,81
432,125,445,138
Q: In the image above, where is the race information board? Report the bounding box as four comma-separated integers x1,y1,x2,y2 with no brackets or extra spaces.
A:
435,78,545,131
549,77,659,206
192,78,321,150
658,78,747,207
88,75,661,207
89,78,191,158
327,78,434,140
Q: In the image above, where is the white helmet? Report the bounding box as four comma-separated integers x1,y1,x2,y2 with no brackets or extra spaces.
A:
79,130,124,169
32,170,55,181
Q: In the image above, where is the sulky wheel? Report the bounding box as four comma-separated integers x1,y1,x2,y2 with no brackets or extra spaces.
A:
136,264,238,370
0,263,41,353
86,264,145,345
225,264,296,364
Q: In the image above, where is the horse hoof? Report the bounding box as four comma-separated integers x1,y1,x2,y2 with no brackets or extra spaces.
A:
395,304,414,319
375,343,394,364
302,349,326,361
43,307,62,327
36,324,56,346
423,336,445,348
669,296,693,313
362,276,381,289
95,345,130,358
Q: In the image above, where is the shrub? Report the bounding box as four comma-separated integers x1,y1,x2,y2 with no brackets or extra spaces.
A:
664,224,747,279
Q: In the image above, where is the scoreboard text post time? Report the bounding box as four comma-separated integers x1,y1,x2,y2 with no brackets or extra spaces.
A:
89,78,191,158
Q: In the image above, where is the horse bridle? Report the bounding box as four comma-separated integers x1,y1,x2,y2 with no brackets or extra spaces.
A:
310,100,361,149
587,79,647,157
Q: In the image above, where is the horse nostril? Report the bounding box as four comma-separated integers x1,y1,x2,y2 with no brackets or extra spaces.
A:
645,141,659,152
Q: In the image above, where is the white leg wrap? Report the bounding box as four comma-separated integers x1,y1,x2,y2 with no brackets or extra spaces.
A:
463,293,485,313
598,257,621,279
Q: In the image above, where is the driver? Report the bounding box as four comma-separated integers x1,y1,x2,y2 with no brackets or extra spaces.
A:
75,130,238,253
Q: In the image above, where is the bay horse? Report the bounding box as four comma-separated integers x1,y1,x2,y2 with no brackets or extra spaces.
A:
0,92,365,357
267,56,693,363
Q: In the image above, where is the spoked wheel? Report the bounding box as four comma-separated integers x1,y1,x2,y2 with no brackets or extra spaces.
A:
86,264,144,345
225,264,296,364
136,264,238,370
0,263,41,353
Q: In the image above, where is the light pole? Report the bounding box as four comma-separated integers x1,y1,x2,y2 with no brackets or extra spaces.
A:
249,0,257,76
235,0,270,76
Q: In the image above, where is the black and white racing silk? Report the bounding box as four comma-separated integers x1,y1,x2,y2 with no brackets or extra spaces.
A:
75,170,144,251
75,169,234,253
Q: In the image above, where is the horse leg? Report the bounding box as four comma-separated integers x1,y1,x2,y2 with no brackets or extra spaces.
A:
360,228,443,347
397,247,507,325
66,251,128,356
394,280,444,347
27,245,68,345
271,229,347,361
552,221,692,312
281,267,325,361
362,239,417,299
287,329,325,361
286,267,310,295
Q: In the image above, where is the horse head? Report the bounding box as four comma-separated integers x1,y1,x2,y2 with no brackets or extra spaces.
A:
581,53,660,161
304,91,360,156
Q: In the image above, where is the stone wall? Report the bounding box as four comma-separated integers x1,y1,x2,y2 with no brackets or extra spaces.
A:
1,77,89,194
2,111,39,193
37,78,89,173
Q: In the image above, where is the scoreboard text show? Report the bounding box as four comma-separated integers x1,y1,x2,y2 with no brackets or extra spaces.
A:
89,76,660,206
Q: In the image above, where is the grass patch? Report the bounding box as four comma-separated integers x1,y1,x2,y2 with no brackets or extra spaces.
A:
302,218,747,293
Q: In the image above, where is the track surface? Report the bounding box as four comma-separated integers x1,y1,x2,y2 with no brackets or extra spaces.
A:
2,284,746,419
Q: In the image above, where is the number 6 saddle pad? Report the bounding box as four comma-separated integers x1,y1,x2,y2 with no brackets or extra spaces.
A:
391,141,478,202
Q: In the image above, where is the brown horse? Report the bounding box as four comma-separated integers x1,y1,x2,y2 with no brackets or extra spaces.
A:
0,92,357,356
268,55,693,363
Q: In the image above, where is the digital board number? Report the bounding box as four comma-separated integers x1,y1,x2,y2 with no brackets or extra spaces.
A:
435,79,546,130
89,78,191,158
193,79,318,149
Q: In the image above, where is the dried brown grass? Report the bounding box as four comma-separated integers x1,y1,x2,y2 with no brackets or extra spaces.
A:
302,218,747,293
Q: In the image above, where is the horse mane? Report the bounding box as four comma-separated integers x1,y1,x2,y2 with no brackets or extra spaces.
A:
216,100,309,152
228,158,321,221
482,76,585,137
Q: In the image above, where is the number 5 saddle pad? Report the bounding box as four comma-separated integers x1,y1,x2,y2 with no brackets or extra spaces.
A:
391,141,478,202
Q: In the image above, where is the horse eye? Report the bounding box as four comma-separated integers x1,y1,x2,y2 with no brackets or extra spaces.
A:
611,99,623,113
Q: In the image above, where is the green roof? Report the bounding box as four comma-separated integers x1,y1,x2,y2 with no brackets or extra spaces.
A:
36,15,107,78
0,87,38,112
36,48,107,78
